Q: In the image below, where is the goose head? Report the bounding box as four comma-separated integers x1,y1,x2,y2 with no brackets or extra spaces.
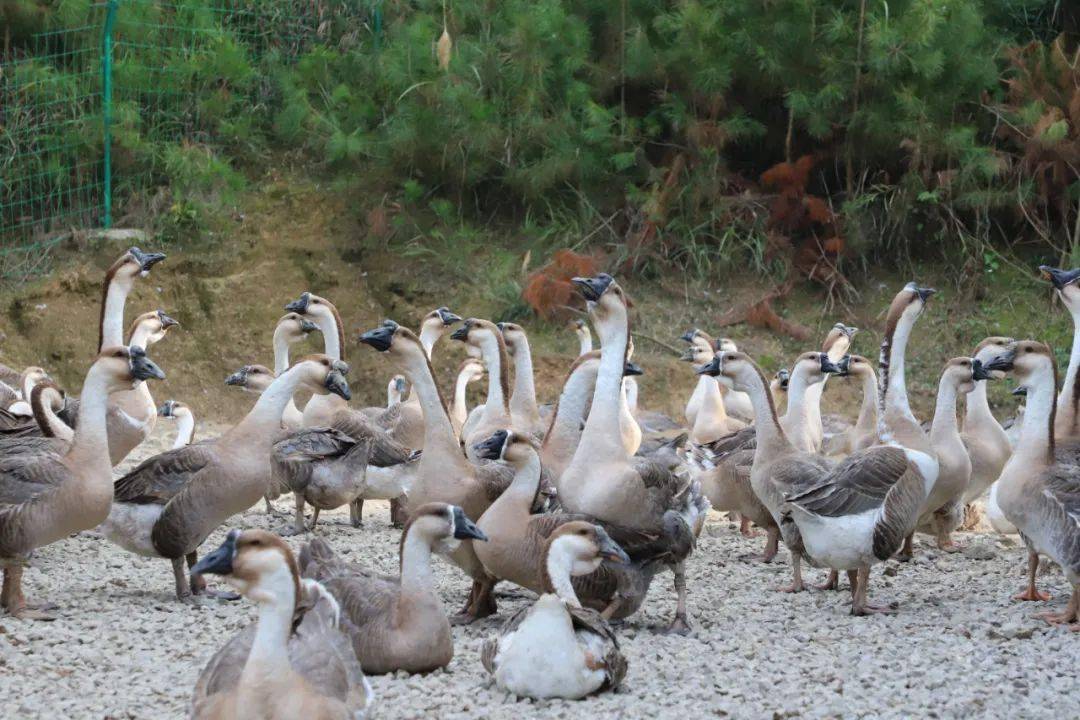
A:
224,364,275,394
680,345,713,366
886,282,936,326
472,429,540,465
404,503,487,557
571,318,592,344
283,292,340,335
624,360,644,377
421,306,463,335
837,354,874,380
459,358,485,384
106,247,166,286
449,318,501,349
190,529,301,607
291,355,351,401
823,323,858,360
95,345,166,391
19,366,50,398
984,340,1055,395
157,399,188,418
128,309,180,348
716,338,738,353
679,328,714,354
496,321,529,352
276,312,320,345
941,357,992,396
387,375,408,405
695,350,760,393
571,274,629,337
1039,266,1080,312
972,337,1016,380
770,368,790,396
545,522,630,578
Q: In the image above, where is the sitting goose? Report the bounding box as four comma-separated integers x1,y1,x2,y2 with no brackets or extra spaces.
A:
189,530,373,720
480,521,629,700
299,503,487,673
1,368,57,439
101,355,350,601
1,346,165,619
559,274,709,632
2,365,49,414
158,400,196,449
984,340,1080,623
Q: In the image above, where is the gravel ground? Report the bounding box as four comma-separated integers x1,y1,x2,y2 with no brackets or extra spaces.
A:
2,421,1079,720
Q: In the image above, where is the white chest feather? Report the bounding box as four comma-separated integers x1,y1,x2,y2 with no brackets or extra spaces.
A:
97,502,165,557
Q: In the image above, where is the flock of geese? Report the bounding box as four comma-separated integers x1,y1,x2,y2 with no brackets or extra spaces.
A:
2,247,1080,718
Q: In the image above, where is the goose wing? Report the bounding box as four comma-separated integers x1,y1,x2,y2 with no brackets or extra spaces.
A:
113,442,217,505
566,604,627,691
1033,468,1080,576
689,426,756,467
273,428,357,463
0,380,18,409
784,447,908,517
633,455,691,511
0,407,41,438
299,537,400,636
331,410,413,467
481,603,531,675
0,441,70,552
477,460,516,502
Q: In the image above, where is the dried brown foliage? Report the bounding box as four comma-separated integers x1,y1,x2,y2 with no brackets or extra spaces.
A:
521,249,599,319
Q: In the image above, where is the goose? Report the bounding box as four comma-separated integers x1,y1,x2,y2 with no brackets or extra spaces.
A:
1040,266,1080,441
558,274,709,632
497,322,546,438
913,358,991,550
0,368,56,438
715,338,756,422
451,359,485,437
299,503,487,673
100,355,350,601
1,345,165,619
822,355,879,456
770,368,789,416
271,313,321,432
960,337,1015,505
387,376,407,407
986,476,1019,535
681,345,747,444
158,400,195,449
680,328,721,427
28,380,74,442
453,318,516,455
480,521,629,700
225,364,276,396
572,318,593,356
189,530,373,720
873,283,940,562
542,351,601,485
1,366,49,413
387,307,462,449
357,321,514,621
805,323,858,451
983,340,1080,625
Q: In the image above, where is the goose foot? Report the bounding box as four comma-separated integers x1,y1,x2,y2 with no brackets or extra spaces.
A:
739,516,759,538
1034,587,1079,625
1013,587,1051,602
894,533,915,562
776,580,805,594
7,602,58,621
199,588,241,602
936,538,962,553
450,611,481,626
278,524,309,537
850,602,898,616
814,570,839,591
389,497,408,528
663,614,692,636
262,497,288,519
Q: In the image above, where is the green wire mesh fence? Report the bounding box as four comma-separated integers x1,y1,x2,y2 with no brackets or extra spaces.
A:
1,0,382,282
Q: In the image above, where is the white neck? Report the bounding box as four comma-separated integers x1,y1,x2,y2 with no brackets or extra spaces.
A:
781,370,817,450
241,565,297,685
578,310,629,458
964,379,996,427
578,332,592,355
100,276,133,351
172,409,195,449
452,371,472,426
545,539,583,608
404,350,465,464
623,377,638,414
740,371,789,461
855,371,879,436
314,311,341,361
272,328,304,422
508,336,541,425
71,366,114,466
419,324,441,360
1013,367,1056,465
881,310,917,420
1060,308,1080,407
387,383,402,407
502,451,542,508
543,362,597,452
240,367,308,435
478,334,508,414
929,378,960,447
399,526,437,599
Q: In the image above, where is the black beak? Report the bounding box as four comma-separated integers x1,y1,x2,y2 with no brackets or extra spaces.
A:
452,506,487,541
696,355,721,376
624,361,644,377
971,359,994,382
285,292,311,314
679,329,698,343
678,347,696,362
450,325,470,342
157,401,176,417
595,527,630,564
299,318,319,334
571,273,614,302
984,349,1016,373
496,322,508,333
1012,386,1028,397
129,346,166,381
438,307,462,325
224,368,248,386
837,323,858,339
394,377,407,394
358,323,396,352
157,310,180,329
130,247,166,273
473,430,508,461
325,370,351,401
777,369,791,389
819,354,844,375
1039,265,1080,290
190,530,239,578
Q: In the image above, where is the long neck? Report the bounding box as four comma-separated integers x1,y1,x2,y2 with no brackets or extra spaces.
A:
1058,307,1080,417
419,324,441,360
855,371,879,436
239,369,306,435
100,276,132,351
579,312,629,455
68,367,113,469
741,370,791,461
399,529,437,599
509,338,541,423
544,541,583,608
782,371,814,446
241,568,297,684
35,390,74,442
929,379,960,448
498,452,542,511
623,377,638,414
172,409,195,448
452,371,472,426
272,330,303,420
964,379,996,427
543,364,596,452
1013,368,1056,465
315,312,341,361
478,334,509,416
578,332,592,355
880,311,916,421
404,351,465,463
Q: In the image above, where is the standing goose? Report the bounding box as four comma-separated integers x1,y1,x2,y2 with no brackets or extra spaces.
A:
480,521,629,700
984,340,1080,623
450,359,485,437
391,307,462,449
822,355,879,456
770,368,790,415
542,351,601,485
100,356,350,601
272,313,320,432
960,337,1015,505
715,338,756,422
1,346,165,619
681,345,747,444
572,318,593,356
497,322,547,438
189,530,373,720
558,274,709,632
453,318,516,455
300,503,487,673
1040,267,1080,441
804,323,858,451
357,322,514,621
680,328,720,427
158,400,196,449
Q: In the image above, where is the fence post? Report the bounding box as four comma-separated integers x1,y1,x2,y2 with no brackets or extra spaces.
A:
373,1,383,51
101,0,119,229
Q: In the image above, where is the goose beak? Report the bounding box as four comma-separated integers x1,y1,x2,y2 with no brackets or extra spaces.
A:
157,310,180,329
438,307,462,326
777,369,790,389
157,401,176,418
971,359,994,382
190,530,239,578
696,355,721,377
595,527,630,564
837,323,858,339
984,348,1016,373
1039,265,1080,290
571,274,613,302
679,330,697,343
449,325,469,342
678,348,696,362
821,354,849,376
624,361,644,377
473,430,508,461
299,318,319,334
284,292,311,314
224,368,247,386
1012,386,1028,397
358,323,396,352
451,507,487,541
394,377,407,394
325,370,351,401
129,346,166,381
130,247,166,274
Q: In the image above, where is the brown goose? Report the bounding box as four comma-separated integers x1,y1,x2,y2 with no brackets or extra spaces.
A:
960,337,1015,505
299,503,487,674
1,346,165,619
1040,267,1080,441
189,530,373,720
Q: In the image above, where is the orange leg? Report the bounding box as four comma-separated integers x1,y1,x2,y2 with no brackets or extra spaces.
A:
1013,550,1051,602
1034,586,1079,627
